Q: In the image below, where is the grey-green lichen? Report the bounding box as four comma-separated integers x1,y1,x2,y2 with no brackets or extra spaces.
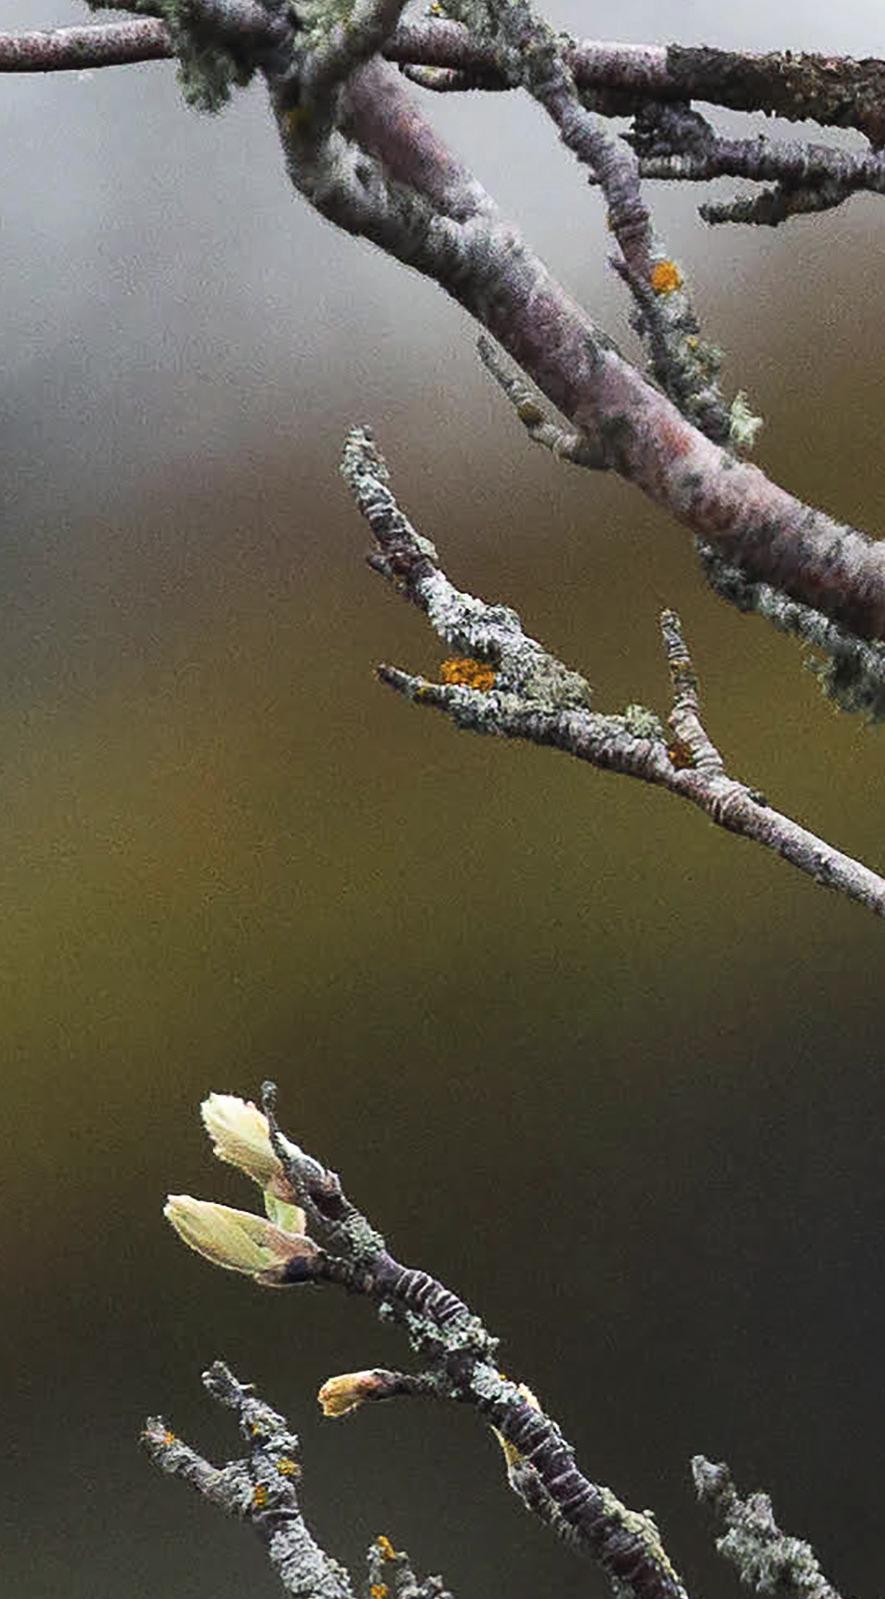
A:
727,390,764,453
622,703,667,741
418,575,594,709
598,1489,682,1587
699,540,885,720
86,0,267,110
693,1456,840,1599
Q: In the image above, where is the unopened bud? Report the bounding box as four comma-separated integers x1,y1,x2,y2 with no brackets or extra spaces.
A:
200,1093,306,1233
164,1196,318,1286
200,1092,282,1185
317,1370,390,1418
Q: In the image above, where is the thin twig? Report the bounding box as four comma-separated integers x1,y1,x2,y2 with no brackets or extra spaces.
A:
628,103,885,225
341,426,885,919
144,1361,356,1599
692,1457,843,1599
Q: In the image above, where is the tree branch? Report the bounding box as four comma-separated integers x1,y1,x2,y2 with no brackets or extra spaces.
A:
384,22,885,145
7,5,885,709
161,1085,694,1599
627,103,885,226
0,19,172,70
144,1360,356,1599
340,425,885,919
7,13,885,148
692,1457,843,1599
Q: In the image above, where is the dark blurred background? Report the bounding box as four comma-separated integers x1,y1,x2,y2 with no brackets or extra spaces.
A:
3,2,885,1596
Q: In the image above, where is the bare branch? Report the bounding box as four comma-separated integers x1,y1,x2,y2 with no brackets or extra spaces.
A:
6,13,885,149
660,610,725,778
445,0,736,444
144,1361,356,1599
628,103,885,226
0,20,172,71
341,426,885,919
6,4,885,700
385,22,885,145
692,1457,843,1599
301,0,412,121
476,335,606,466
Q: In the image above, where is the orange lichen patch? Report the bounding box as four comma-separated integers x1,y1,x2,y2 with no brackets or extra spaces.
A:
376,1537,397,1561
439,657,497,692
252,1483,269,1511
650,259,683,296
276,1458,301,1478
162,1429,177,1447
370,1585,389,1599
667,739,695,770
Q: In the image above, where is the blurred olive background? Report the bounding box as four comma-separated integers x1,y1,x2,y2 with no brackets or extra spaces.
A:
3,2,885,1596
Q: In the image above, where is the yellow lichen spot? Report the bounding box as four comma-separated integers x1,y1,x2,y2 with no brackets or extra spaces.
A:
490,1381,542,1472
376,1536,397,1561
276,1457,301,1478
650,259,683,296
252,1483,269,1511
282,105,312,138
370,1585,389,1599
162,1429,177,1447
439,657,496,692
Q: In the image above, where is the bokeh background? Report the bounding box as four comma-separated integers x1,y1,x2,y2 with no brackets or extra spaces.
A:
4,2,885,1596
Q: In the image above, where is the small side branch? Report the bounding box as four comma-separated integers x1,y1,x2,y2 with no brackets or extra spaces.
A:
367,1536,455,1599
341,427,885,920
629,103,885,226
0,20,172,71
144,1362,356,1599
448,0,737,444
477,335,606,466
692,1457,843,1599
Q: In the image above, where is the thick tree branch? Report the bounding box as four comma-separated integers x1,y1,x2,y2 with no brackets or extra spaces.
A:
0,19,172,70
6,14,885,148
7,5,885,706
341,426,885,919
